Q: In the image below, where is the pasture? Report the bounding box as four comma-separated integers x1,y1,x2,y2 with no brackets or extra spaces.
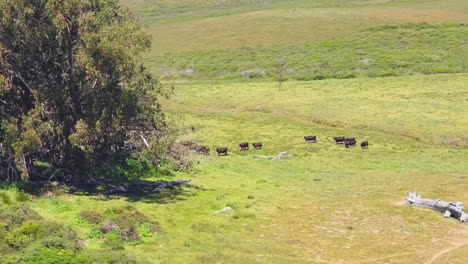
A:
1,0,467,263
23,74,468,263
122,0,468,81
119,0,468,55
148,23,468,80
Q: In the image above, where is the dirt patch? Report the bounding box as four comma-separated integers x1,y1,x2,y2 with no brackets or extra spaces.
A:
368,9,463,23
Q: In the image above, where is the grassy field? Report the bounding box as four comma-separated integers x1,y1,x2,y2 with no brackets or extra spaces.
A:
3,74,465,263
118,0,468,55
149,23,468,80
1,0,467,263
117,0,468,81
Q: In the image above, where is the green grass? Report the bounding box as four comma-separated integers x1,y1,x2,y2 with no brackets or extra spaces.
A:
118,0,468,55
122,0,468,25
2,1,467,262
18,74,468,263
122,0,396,24
148,23,468,80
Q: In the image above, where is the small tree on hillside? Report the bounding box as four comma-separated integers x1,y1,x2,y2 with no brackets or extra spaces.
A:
276,61,287,91
0,0,167,183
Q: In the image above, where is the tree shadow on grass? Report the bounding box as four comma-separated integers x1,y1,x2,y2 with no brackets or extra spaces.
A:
119,187,196,204
73,179,205,204
1,179,204,205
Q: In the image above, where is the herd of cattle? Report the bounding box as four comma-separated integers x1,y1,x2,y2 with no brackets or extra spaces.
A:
180,136,368,156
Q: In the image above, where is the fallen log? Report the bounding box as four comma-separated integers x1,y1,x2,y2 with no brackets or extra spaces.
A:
103,186,128,195
152,179,191,192
405,192,468,222
214,206,232,215
254,151,293,160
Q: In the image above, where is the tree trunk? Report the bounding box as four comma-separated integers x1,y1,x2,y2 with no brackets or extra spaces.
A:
405,192,468,222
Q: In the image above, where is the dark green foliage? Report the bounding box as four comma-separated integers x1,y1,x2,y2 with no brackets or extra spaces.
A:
3,219,81,251
0,204,145,262
79,210,103,225
0,205,83,260
112,159,175,181
0,0,167,182
15,192,29,202
5,221,43,249
4,243,90,264
0,192,12,205
153,23,468,81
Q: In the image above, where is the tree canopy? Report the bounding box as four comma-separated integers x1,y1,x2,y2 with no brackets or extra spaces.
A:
0,0,166,183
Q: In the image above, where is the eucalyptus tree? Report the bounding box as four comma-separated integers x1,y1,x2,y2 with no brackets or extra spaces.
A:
0,0,166,182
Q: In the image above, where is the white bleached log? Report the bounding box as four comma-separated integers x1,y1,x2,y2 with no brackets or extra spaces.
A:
214,206,232,215
254,151,293,160
405,192,467,222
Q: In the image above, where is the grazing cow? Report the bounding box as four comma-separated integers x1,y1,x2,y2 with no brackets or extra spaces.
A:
189,143,198,150
304,136,317,143
361,141,368,149
202,147,210,155
180,141,195,147
216,147,228,156
334,137,345,144
346,138,357,146
252,142,263,149
239,142,249,150
345,142,350,148
195,146,210,155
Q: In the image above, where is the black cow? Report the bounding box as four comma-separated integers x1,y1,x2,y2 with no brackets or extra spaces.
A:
334,137,345,144
346,138,357,146
196,146,210,155
304,136,317,143
189,143,198,150
252,142,263,149
361,141,368,149
345,142,350,148
216,147,228,156
239,142,249,150
180,141,196,147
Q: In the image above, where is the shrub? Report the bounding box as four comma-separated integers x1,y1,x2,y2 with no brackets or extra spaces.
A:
101,220,119,234
103,232,125,250
5,221,43,248
39,236,81,253
1,192,13,205
120,225,139,242
85,251,139,264
4,244,90,264
79,210,103,225
15,192,29,203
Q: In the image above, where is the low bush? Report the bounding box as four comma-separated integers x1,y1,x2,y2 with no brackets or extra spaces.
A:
79,210,103,225
4,244,90,264
5,221,43,249
85,251,139,264
0,204,42,232
103,231,125,250
0,204,147,263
